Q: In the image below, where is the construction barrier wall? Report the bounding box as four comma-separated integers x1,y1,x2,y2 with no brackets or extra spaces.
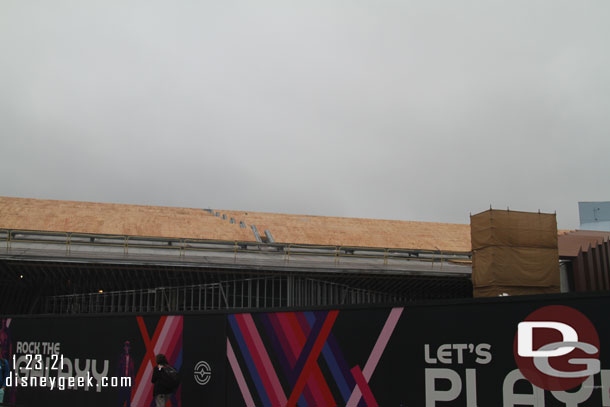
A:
1,293,610,407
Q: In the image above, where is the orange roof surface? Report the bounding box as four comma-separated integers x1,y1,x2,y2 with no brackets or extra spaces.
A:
0,196,252,241
220,209,472,252
0,196,473,252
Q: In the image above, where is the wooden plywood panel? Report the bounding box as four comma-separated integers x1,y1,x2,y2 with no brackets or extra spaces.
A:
220,210,471,252
0,197,254,241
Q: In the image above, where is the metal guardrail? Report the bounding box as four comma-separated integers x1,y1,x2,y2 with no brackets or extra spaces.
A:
43,275,399,314
0,228,472,265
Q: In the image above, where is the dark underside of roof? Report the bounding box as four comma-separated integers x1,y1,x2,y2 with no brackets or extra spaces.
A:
0,260,472,315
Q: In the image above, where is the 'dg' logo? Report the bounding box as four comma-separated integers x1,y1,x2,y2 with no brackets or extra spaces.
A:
513,305,600,391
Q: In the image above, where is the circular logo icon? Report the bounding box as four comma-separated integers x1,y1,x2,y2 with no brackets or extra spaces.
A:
513,305,600,391
194,361,212,385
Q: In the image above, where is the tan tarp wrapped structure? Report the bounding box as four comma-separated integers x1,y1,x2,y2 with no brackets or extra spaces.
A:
472,246,559,286
471,210,558,249
471,210,560,297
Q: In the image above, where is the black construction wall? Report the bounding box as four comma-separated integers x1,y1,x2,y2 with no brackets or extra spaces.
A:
2,293,610,407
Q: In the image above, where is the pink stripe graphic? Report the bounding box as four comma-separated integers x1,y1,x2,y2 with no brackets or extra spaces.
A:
163,317,182,357
154,315,179,353
235,314,280,406
132,363,154,407
242,313,288,406
346,307,403,407
227,338,256,407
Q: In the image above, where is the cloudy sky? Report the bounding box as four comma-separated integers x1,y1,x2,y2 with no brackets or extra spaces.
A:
1,1,608,229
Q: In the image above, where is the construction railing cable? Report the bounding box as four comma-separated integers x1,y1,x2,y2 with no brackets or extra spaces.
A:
43,276,404,314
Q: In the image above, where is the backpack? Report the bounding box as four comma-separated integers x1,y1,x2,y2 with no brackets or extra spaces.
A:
0,359,8,382
159,365,180,392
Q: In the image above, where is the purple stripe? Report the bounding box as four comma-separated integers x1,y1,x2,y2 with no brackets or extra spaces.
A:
296,312,312,335
292,311,326,377
266,313,311,407
229,315,271,407
304,312,353,403
260,314,293,376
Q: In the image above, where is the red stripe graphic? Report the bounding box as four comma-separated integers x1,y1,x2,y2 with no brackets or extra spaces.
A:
274,313,316,406
351,366,378,407
133,316,167,403
288,313,335,407
287,310,339,407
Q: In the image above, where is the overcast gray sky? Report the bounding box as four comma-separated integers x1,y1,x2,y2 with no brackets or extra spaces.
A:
1,1,609,229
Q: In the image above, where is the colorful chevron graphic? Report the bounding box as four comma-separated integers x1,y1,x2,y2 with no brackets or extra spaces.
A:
131,316,183,407
227,308,403,407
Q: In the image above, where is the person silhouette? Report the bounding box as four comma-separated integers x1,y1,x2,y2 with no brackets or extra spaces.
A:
117,341,135,407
